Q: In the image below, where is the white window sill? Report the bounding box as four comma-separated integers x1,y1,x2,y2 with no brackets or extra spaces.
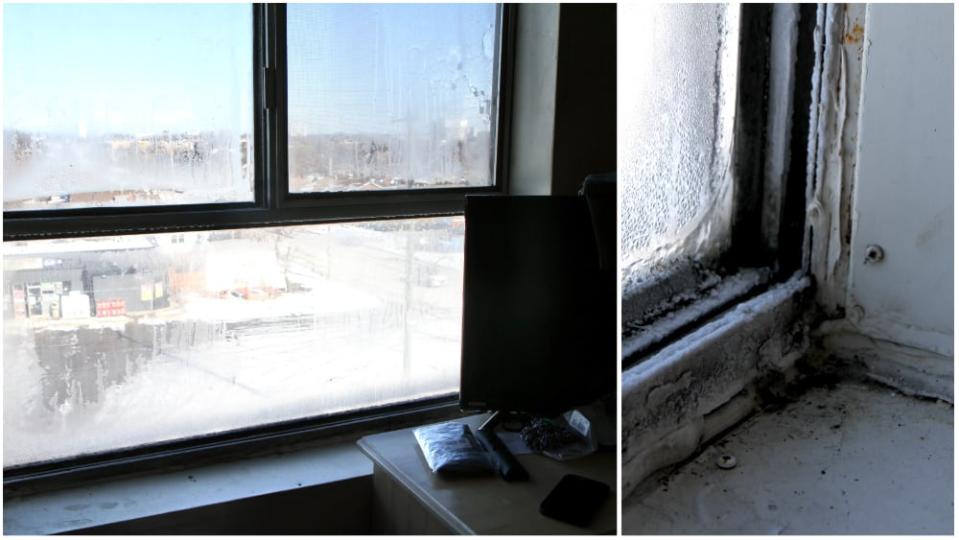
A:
3,440,373,535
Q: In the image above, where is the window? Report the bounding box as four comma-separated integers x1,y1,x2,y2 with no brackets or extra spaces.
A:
3,4,509,474
4,219,464,467
620,3,740,279
620,4,803,364
3,4,255,210
286,4,497,192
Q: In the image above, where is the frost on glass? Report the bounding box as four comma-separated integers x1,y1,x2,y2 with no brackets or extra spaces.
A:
2,5,254,211
3,219,464,466
620,4,741,283
287,4,498,192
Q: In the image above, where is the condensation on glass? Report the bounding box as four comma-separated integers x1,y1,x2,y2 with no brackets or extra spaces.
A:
3,219,463,466
620,4,741,282
286,4,498,193
2,4,254,211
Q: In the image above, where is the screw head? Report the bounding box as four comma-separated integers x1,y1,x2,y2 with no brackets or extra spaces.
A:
716,453,738,470
864,244,885,264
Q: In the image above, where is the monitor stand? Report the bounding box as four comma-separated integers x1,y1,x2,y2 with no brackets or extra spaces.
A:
475,411,530,481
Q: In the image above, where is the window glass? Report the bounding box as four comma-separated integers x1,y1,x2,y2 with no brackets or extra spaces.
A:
3,4,254,211
620,4,740,279
286,4,498,193
4,218,463,466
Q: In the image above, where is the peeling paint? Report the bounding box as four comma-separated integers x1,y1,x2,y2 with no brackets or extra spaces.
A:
844,22,865,44
644,370,694,409
806,5,853,315
816,320,954,402
622,275,813,498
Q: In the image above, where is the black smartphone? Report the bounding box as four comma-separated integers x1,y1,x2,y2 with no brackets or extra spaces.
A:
539,473,610,528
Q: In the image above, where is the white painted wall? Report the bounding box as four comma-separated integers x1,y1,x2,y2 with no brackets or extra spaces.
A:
845,3,954,357
508,4,560,195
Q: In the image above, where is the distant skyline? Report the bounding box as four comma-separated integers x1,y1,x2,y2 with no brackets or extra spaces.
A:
4,4,497,137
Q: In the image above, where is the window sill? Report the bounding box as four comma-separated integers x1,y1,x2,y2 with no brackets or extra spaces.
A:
622,266,772,367
622,273,813,498
3,439,373,535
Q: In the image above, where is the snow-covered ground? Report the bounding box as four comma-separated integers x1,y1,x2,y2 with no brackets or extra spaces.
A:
5,315,460,467
4,290,462,466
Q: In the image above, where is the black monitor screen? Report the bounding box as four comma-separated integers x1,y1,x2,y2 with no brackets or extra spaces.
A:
459,195,615,416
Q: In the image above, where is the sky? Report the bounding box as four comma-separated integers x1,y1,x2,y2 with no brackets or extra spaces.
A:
3,3,497,137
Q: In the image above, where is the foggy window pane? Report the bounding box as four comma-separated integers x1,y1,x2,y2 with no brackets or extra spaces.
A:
3,218,464,466
3,4,254,211
286,4,498,192
620,4,740,278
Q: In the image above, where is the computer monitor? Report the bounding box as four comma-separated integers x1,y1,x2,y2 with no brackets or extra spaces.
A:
459,190,615,416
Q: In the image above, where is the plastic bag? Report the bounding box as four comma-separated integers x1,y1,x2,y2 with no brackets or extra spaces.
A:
548,409,599,461
521,409,598,461
413,422,493,475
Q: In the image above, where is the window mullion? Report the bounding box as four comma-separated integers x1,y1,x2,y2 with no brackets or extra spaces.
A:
270,3,289,210
492,3,516,194
255,3,282,211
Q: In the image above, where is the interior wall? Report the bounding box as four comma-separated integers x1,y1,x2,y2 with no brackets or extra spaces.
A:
508,4,560,196
550,3,617,195
507,3,616,196
844,3,954,357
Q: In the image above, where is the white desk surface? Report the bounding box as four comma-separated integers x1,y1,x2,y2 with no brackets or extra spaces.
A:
358,414,616,535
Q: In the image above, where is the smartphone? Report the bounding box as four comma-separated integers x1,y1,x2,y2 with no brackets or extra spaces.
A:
539,474,610,528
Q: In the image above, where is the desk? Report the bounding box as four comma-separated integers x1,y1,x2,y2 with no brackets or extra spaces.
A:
357,415,616,535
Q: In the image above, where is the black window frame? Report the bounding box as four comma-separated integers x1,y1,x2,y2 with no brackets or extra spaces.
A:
3,2,516,492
